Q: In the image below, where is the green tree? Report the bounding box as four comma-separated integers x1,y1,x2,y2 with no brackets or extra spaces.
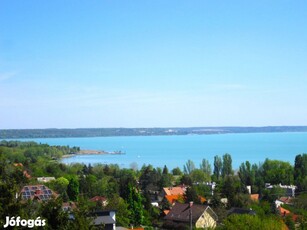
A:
127,184,145,226
220,214,284,230
172,167,183,176
162,165,169,175
222,153,233,178
284,214,295,230
213,155,222,181
67,177,79,201
79,174,97,197
200,158,212,181
221,175,246,207
185,187,201,204
191,169,208,183
106,195,131,227
40,197,69,230
139,165,160,192
262,186,285,203
159,173,172,189
239,161,256,187
261,159,294,185
294,154,307,191
54,177,69,194
183,159,195,174
180,174,193,186
69,197,92,230
119,169,137,199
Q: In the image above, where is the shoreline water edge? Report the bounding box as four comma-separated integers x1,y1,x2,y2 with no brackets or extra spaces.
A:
62,149,125,158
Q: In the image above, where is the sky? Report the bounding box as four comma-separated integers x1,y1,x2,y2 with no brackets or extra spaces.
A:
0,0,307,129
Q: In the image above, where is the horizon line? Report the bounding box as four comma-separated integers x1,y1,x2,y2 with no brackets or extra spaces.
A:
1,125,307,130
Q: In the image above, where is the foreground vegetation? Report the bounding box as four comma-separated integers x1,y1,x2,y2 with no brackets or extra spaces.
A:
0,140,307,229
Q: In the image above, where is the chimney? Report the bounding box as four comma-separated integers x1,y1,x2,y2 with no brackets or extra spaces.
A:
246,185,251,194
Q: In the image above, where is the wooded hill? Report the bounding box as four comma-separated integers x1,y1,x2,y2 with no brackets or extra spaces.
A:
1,126,307,139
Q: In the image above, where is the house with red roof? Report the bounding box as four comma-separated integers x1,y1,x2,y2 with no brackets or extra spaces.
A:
250,194,259,202
275,197,294,208
163,186,186,196
165,194,184,205
159,185,187,202
90,196,108,207
13,163,31,179
278,206,300,222
13,163,23,167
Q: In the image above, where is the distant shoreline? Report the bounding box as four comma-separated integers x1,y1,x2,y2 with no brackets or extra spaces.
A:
62,149,125,158
1,126,307,139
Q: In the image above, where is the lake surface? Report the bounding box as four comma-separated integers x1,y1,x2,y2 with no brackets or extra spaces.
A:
8,132,307,170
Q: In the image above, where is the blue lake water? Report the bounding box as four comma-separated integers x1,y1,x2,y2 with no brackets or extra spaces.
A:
8,132,307,170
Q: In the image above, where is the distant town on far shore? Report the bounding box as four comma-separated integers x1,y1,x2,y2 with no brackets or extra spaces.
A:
1,126,307,139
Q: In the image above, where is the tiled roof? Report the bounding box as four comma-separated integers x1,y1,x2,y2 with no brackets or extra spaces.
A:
199,196,206,203
163,210,170,215
278,207,300,222
90,196,107,202
163,186,186,196
278,197,293,204
165,195,183,204
279,207,291,216
250,194,259,201
164,203,210,222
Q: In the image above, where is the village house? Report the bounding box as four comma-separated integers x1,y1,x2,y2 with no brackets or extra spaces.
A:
250,194,259,202
144,184,160,204
90,196,108,207
37,177,56,183
20,185,58,201
164,202,218,229
13,163,31,179
265,183,297,197
159,185,187,202
165,194,185,205
246,185,259,202
193,182,216,195
62,202,77,220
275,196,294,208
62,201,77,212
278,206,300,223
91,210,116,230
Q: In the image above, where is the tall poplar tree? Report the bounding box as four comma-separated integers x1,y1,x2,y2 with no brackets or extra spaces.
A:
213,155,222,181
222,153,233,178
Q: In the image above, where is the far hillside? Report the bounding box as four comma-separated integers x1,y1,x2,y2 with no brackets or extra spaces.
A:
1,126,307,139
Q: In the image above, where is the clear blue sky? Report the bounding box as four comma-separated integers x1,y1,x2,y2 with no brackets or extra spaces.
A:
1,0,306,129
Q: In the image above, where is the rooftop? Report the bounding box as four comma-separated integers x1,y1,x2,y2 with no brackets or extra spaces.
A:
20,185,57,201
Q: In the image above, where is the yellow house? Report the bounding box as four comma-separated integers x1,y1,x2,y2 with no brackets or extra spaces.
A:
164,203,218,229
